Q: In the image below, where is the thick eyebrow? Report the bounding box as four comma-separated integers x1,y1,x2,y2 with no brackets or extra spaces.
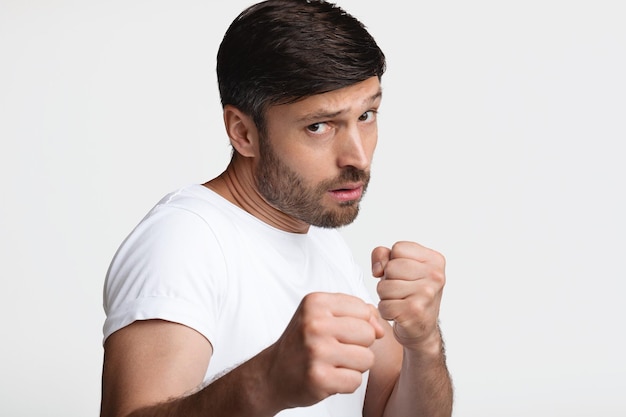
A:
297,89,383,123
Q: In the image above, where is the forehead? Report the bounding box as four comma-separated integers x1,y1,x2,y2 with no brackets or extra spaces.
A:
267,77,382,122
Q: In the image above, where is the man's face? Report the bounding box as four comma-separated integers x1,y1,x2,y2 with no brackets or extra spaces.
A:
255,77,382,228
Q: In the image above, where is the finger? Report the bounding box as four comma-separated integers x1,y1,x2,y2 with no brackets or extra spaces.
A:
305,293,371,322
325,342,376,372
390,241,446,267
367,304,385,339
378,296,436,325
333,316,379,347
330,304,385,345
371,246,391,278
382,257,426,282
377,299,407,322
376,278,416,300
318,366,365,395
304,293,383,342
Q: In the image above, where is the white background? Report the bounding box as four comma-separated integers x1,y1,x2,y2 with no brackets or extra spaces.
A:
1,1,624,416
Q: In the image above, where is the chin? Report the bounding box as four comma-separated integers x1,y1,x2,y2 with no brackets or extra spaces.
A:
309,205,360,229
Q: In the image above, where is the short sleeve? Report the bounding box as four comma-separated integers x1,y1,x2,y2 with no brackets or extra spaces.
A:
102,205,227,345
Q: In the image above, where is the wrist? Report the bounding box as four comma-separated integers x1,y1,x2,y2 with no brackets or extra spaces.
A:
394,324,444,358
246,345,285,416
200,345,284,417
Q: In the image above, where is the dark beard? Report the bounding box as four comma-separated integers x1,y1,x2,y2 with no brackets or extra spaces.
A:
255,136,370,228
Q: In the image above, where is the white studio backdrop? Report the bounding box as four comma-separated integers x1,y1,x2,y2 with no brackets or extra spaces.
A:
1,1,624,416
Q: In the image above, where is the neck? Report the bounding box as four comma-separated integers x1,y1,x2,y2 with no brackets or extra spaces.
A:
204,156,310,234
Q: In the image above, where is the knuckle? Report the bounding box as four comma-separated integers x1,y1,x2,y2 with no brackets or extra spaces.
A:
408,297,427,317
363,326,377,347
346,373,363,392
436,249,446,262
431,249,446,267
391,241,405,252
420,284,437,300
307,362,331,390
431,267,446,288
303,292,324,307
391,241,411,257
377,301,393,320
303,317,326,338
362,348,376,369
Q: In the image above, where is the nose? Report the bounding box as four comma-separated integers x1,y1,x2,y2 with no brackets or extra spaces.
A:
336,124,374,170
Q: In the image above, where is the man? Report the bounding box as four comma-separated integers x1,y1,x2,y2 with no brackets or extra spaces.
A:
101,1,453,416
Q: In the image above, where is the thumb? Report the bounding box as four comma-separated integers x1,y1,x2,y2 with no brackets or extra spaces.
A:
371,246,391,278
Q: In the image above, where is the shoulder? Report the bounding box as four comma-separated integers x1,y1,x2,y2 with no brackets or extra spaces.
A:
152,184,237,227
103,185,233,343
108,186,222,264
120,184,245,249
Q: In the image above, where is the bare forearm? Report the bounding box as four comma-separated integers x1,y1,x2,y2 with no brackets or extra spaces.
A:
125,347,281,417
382,334,453,417
106,294,383,417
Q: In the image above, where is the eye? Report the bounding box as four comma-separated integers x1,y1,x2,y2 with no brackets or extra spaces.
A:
306,122,332,135
358,110,377,123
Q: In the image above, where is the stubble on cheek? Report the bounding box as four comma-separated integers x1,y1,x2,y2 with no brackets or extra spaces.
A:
255,133,371,228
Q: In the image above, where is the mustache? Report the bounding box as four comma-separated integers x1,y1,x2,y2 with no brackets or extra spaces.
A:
324,167,370,189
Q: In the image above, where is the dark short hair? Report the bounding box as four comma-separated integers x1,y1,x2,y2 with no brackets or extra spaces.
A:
217,0,386,132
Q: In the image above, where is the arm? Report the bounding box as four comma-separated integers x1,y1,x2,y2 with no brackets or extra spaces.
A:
364,242,453,417
101,293,385,417
100,319,281,417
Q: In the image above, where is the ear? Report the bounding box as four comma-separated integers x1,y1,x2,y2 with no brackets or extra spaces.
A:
223,105,260,158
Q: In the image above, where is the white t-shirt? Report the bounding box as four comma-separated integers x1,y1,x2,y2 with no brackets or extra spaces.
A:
103,184,374,417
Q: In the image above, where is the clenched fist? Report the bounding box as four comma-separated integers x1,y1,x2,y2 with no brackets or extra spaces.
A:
267,292,385,409
371,241,446,351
